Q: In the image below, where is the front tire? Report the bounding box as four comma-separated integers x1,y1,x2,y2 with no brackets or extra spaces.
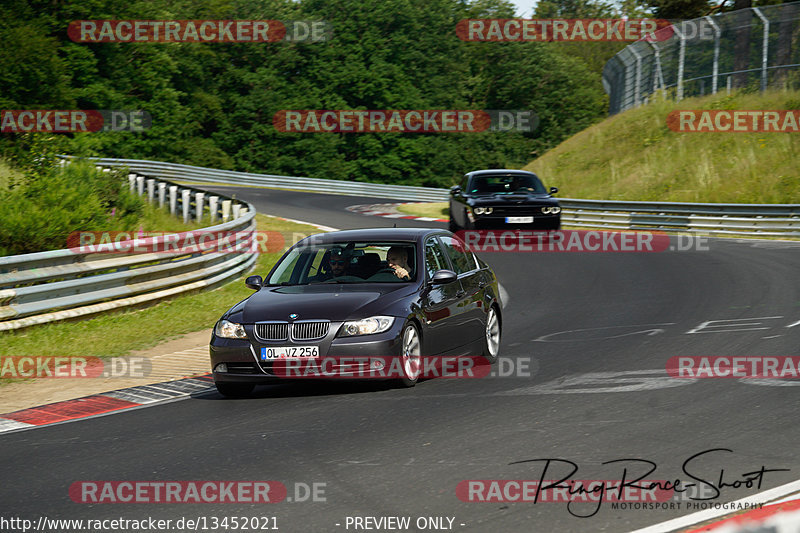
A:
397,323,421,387
215,381,255,398
482,306,501,363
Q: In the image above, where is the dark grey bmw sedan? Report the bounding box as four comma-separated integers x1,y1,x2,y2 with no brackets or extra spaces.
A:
209,228,502,396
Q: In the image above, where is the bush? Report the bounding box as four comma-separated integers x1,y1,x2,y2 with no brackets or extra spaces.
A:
0,160,144,256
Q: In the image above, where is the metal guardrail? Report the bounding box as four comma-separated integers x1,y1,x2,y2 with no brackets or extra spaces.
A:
0,163,258,331
558,199,799,236
81,157,449,202
76,157,800,237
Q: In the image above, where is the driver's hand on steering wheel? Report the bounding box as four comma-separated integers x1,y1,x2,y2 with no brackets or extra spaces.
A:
390,265,409,279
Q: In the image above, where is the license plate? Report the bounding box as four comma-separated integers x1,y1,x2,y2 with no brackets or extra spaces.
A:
506,216,534,223
261,346,319,360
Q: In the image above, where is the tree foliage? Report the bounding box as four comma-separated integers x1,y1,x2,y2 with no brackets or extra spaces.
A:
1,0,609,187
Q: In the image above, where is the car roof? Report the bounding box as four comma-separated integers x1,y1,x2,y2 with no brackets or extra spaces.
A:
467,169,538,177
297,227,447,245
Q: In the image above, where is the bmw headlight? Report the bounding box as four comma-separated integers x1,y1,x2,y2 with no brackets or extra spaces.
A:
338,316,395,337
542,206,562,214
215,319,247,339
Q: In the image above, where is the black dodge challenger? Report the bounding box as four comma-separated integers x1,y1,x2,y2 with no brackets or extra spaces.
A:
449,169,561,231
209,228,502,396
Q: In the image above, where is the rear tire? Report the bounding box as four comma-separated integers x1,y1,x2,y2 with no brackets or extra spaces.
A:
215,382,255,398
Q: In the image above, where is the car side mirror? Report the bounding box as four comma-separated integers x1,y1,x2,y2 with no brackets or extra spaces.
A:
549,187,558,195
431,269,457,285
450,185,461,194
245,275,263,290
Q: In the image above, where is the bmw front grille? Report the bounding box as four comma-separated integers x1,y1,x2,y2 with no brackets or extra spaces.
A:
254,321,329,342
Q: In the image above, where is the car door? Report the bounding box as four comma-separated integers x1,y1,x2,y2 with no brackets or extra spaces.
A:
438,235,485,348
420,236,464,356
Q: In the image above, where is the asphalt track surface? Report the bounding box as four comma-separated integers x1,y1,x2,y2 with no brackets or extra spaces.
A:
2,187,799,533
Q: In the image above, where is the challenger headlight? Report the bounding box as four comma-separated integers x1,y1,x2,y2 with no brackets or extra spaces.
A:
473,207,493,215
215,319,247,339
542,206,562,214
338,316,395,337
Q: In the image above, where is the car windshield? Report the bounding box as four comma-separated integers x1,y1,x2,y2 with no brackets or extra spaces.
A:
469,174,546,194
267,241,417,285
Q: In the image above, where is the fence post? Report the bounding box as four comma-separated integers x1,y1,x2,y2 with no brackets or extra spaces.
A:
209,196,219,223
182,189,191,224
146,179,155,203
222,200,231,222
649,41,667,99
128,174,136,192
158,182,166,208
195,192,205,223
136,175,144,196
169,185,178,215
673,24,686,101
705,16,721,94
630,46,643,107
752,7,769,92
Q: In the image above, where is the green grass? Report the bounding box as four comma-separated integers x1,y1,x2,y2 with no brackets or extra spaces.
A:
524,89,800,204
396,202,448,218
0,214,322,381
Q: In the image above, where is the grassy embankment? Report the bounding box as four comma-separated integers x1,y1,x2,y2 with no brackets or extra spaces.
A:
398,89,800,217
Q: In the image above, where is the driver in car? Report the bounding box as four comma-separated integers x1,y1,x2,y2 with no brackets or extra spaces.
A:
386,246,412,280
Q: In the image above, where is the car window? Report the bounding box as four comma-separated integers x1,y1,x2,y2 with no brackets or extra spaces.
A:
439,236,474,275
424,238,449,279
469,174,546,194
267,241,417,284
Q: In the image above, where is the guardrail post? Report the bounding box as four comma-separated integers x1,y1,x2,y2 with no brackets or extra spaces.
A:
232,203,241,220
158,182,166,208
182,189,191,224
209,196,219,223
136,175,144,196
146,179,155,203
752,7,770,92
128,174,136,192
195,192,205,223
169,185,178,215
222,200,231,222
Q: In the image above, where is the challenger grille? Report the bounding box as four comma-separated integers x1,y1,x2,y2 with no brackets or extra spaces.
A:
292,321,330,341
254,322,289,341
